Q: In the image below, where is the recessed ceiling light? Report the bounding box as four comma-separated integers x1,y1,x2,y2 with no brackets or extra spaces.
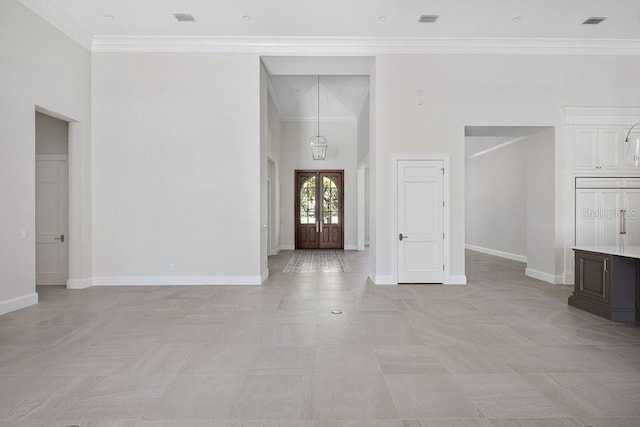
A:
512,16,522,22
418,15,439,23
242,15,251,21
104,14,115,20
378,16,386,22
582,16,606,25
173,12,195,22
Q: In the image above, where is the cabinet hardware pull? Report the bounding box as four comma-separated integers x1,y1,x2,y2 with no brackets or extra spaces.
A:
602,258,608,299
620,209,627,235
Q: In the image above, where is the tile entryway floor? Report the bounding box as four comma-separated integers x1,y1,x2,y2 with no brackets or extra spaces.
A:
0,250,639,425
283,250,352,273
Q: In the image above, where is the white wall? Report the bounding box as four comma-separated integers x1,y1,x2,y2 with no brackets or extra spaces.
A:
91,52,262,283
280,120,358,249
357,93,370,165
267,94,283,254
374,54,640,284
526,128,558,282
36,112,68,154
466,138,528,259
0,0,91,312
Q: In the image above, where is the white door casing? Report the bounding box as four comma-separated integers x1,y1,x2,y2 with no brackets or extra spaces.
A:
36,156,69,285
396,159,445,283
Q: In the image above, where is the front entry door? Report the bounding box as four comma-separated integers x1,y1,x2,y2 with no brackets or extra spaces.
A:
295,170,344,249
397,160,444,283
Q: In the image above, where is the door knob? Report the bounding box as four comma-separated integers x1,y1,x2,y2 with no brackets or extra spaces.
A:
399,233,408,241
54,234,65,243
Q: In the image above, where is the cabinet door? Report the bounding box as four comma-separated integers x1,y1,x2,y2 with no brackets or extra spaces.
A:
573,128,598,170
576,189,620,245
598,127,624,169
621,190,640,246
576,251,610,304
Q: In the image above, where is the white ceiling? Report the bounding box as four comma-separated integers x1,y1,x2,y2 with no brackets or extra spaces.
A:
23,0,640,39
465,126,552,157
18,1,639,121
269,75,369,121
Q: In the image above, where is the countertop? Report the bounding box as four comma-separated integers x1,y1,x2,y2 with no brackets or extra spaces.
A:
572,245,640,260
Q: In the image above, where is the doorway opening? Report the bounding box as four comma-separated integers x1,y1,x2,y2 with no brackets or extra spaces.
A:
35,111,69,286
295,170,344,249
464,125,559,284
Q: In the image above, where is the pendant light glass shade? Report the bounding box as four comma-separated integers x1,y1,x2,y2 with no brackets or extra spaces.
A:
310,75,327,160
624,121,640,167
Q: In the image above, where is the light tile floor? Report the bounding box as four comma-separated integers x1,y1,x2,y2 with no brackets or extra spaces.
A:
0,250,639,426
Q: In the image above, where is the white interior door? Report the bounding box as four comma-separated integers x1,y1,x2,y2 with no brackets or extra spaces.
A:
36,157,68,285
397,160,444,283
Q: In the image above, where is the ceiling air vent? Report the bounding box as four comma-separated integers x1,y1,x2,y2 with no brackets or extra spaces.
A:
418,15,439,23
582,17,606,25
173,13,195,22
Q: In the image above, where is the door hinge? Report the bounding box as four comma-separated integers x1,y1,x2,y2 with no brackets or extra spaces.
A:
442,233,445,239
441,168,445,175
442,201,445,207
443,265,445,271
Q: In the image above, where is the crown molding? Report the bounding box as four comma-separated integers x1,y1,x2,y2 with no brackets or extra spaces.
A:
92,36,640,55
282,116,356,123
18,0,92,50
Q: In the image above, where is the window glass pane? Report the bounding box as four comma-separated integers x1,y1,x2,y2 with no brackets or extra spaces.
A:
299,176,316,224
322,176,339,224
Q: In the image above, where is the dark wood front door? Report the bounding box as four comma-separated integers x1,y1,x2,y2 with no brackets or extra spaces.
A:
295,170,344,249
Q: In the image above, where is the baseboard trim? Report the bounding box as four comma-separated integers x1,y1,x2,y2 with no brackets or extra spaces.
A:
91,275,262,286
373,275,396,285
281,245,295,250
344,245,357,251
466,244,527,263
447,275,467,285
268,247,281,256
525,268,564,285
261,269,269,283
0,292,38,316
67,278,92,289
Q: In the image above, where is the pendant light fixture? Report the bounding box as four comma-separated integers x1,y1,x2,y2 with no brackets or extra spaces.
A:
624,120,640,167
309,75,328,160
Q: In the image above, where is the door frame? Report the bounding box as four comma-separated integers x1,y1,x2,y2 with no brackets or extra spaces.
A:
391,154,451,284
294,169,345,250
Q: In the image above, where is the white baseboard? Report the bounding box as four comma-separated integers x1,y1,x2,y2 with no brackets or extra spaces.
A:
281,244,295,250
67,278,92,289
373,275,396,285
447,275,467,285
0,292,38,316
261,269,269,283
344,245,357,251
268,247,281,256
365,240,370,246
466,244,527,263
90,275,262,286
525,268,564,285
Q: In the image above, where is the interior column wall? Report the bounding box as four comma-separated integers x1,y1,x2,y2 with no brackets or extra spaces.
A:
0,0,91,310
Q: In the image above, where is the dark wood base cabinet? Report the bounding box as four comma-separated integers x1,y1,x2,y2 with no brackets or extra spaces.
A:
569,250,638,322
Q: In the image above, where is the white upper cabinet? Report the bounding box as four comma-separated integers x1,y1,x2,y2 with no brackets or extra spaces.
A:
565,107,640,173
572,126,624,170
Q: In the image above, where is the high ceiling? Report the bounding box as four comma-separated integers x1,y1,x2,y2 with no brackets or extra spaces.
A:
17,0,640,120
20,0,640,39
269,75,370,121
